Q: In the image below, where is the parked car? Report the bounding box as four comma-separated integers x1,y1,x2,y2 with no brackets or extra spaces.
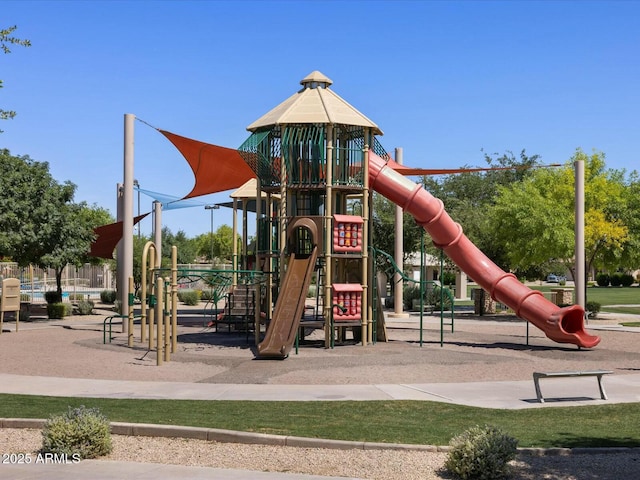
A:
546,274,566,283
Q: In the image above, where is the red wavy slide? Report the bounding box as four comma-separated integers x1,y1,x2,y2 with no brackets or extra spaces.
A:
368,151,600,348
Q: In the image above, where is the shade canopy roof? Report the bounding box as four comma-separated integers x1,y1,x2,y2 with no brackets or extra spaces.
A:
246,71,382,135
230,178,280,200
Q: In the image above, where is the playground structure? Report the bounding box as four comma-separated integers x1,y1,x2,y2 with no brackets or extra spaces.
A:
109,70,600,361
234,71,599,354
235,71,387,357
125,240,268,365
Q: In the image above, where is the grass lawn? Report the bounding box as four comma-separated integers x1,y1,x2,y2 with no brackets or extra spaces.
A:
2,394,639,449
585,286,640,306
603,306,640,315
496,285,639,307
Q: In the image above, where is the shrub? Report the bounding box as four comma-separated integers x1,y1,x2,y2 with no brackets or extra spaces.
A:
307,284,316,298
41,405,112,460
75,300,95,315
68,293,85,302
178,289,200,306
445,425,518,480
19,304,30,321
47,302,70,319
586,301,601,319
430,286,453,311
200,289,213,301
620,273,634,287
595,273,610,287
610,273,623,287
441,271,456,286
20,293,31,302
45,290,62,304
404,284,453,311
100,290,117,304
403,284,422,310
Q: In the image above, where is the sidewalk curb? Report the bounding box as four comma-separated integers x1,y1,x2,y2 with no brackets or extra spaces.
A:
4,418,640,456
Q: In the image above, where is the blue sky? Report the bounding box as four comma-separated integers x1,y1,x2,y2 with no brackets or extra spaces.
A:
3,0,639,238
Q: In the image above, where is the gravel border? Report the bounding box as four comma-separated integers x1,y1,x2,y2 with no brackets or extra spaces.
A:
3,420,640,480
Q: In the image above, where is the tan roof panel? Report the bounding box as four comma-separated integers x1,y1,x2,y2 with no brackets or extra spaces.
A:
247,71,382,135
230,178,279,200
300,70,333,86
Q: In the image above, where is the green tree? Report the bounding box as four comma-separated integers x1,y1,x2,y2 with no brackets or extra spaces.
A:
1,25,31,130
0,150,73,265
132,234,152,297
619,171,640,269
0,149,113,297
195,224,237,264
161,227,198,265
419,150,542,270
489,149,634,279
372,192,425,264
39,202,110,298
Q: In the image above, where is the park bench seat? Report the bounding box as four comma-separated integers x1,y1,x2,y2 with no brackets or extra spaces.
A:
533,370,613,403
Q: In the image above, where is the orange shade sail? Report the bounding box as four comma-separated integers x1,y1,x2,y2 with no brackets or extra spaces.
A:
90,214,149,259
90,129,257,258
159,130,256,199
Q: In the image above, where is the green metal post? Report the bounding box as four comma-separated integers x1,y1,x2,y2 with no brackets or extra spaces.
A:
440,248,444,347
419,233,425,347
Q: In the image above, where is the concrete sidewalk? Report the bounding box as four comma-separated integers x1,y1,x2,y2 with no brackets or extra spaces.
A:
1,459,363,480
1,372,639,409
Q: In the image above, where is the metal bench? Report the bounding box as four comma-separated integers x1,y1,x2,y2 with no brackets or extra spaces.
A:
533,370,613,403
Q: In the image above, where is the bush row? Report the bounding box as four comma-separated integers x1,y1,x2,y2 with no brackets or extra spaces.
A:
403,284,453,311
595,273,636,287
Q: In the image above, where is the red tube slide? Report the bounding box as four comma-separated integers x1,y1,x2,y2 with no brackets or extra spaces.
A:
368,151,600,348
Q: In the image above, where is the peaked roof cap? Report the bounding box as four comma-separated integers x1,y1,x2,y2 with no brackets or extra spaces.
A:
247,71,382,135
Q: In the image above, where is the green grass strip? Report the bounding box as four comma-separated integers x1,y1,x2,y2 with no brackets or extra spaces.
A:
602,307,640,315
526,285,639,307
2,394,639,448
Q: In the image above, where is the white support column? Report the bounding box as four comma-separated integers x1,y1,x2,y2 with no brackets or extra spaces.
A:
389,147,408,318
324,128,334,348
362,139,370,345
232,198,238,286
455,271,469,300
120,114,135,332
242,199,248,268
575,159,585,308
